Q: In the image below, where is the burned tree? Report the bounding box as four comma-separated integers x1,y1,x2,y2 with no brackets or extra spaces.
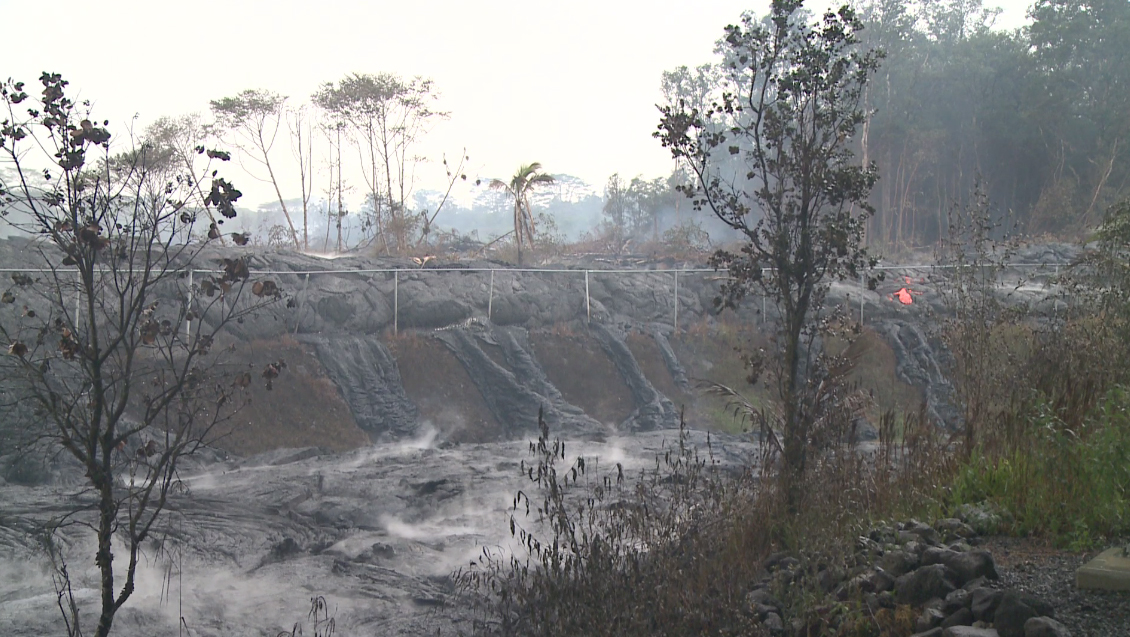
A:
0,73,281,637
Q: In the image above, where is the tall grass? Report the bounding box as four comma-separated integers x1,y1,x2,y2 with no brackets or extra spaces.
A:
950,387,1130,548
937,195,1130,548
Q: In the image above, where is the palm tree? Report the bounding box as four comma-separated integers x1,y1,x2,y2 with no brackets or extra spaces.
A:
490,162,555,265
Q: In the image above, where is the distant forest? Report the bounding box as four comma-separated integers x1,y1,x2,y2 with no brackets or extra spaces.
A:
521,0,1130,253
860,0,1129,245
659,0,1130,249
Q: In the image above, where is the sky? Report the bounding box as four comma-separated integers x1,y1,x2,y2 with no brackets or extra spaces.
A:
2,0,1034,213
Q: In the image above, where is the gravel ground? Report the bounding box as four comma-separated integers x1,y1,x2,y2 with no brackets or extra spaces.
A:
980,536,1130,637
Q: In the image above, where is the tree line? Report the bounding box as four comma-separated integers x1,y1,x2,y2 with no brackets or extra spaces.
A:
660,0,1130,249
138,72,465,254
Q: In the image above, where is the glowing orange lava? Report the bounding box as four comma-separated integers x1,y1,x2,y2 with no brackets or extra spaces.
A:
893,288,912,304
885,275,926,304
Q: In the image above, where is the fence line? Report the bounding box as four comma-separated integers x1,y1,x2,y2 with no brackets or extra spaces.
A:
1,262,1070,336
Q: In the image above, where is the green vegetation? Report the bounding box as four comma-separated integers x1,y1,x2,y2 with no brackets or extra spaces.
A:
489,163,557,266
658,0,882,507
951,388,1130,549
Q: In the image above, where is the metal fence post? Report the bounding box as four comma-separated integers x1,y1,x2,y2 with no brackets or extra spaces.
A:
673,270,679,332
186,269,193,340
585,270,590,321
488,269,494,321
293,272,310,335
761,267,768,319
1054,264,1060,316
860,272,865,325
393,270,399,335
75,271,80,326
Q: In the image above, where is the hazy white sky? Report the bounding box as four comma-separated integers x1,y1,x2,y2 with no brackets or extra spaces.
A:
2,0,1034,211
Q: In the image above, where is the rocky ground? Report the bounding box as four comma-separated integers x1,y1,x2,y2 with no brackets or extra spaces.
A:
981,536,1130,637
745,513,1129,637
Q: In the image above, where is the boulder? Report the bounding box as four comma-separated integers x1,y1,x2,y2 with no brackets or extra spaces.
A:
994,591,1055,637
906,540,930,555
905,520,941,544
1023,616,1071,637
923,547,961,567
944,628,1000,637
896,564,959,606
817,566,845,592
870,525,899,544
923,547,998,586
844,573,874,597
870,567,897,593
936,518,977,540
942,607,975,628
963,576,989,592
762,612,784,633
745,582,781,614
970,588,1004,622
944,588,973,614
857,535,884,555
948,550,999,584
881,549,920,577
917,608,947,633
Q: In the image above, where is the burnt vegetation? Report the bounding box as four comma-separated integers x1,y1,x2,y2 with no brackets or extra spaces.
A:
0,74,288,637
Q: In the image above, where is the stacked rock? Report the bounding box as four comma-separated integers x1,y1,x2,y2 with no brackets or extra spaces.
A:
747,506,1071,637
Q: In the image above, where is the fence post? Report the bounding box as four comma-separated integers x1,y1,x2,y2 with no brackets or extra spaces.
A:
673,270,679,333
294,272,310,335
186,269,193,340
75,271,81,327
860,272,865,325
488,269,494,321
585,270,590,322
1054,264,1060,316
394,270,399,335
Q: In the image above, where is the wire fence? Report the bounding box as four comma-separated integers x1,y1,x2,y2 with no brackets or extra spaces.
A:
1,261,1071,338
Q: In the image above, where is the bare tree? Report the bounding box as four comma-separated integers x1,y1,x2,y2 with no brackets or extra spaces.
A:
417,148,470,250
210,89,302,249
315,120,351,253
141,114,228,245
287,103,316,250
0,73,283,637
313,73,446,253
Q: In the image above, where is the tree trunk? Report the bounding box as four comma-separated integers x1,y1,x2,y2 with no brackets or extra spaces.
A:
515,200,523,266
260,137,301,249
781,305,808,513
94,476,117,637
336,138,344,253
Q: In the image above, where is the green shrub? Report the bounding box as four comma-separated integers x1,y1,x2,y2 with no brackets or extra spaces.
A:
950,386,1130,548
